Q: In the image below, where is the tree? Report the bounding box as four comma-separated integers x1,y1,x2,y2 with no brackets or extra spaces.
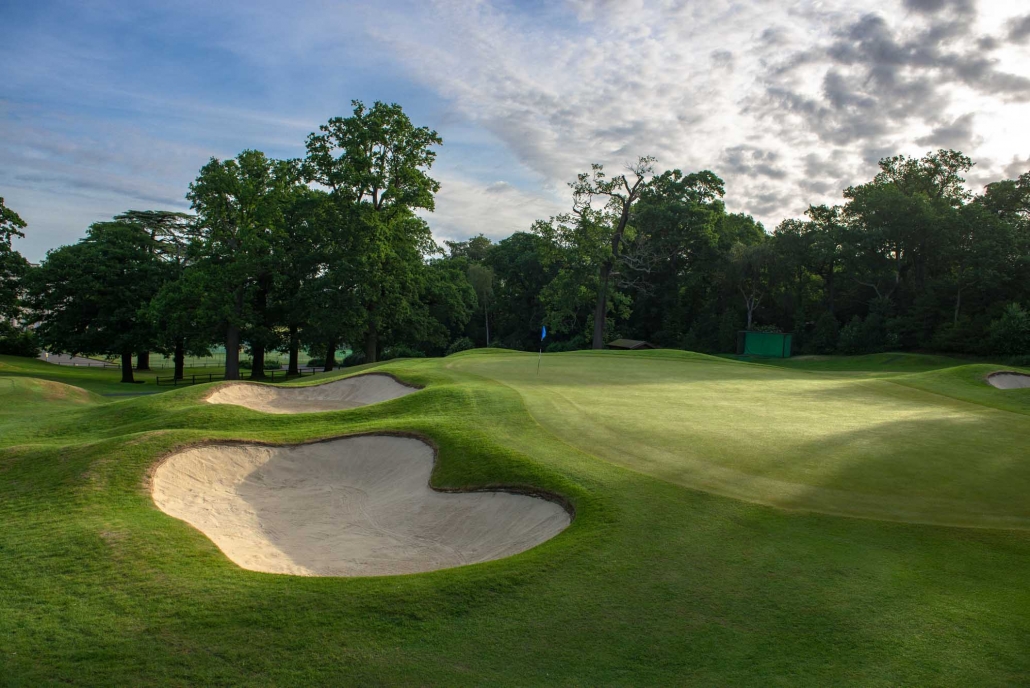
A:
27,222,165,382
187,151,297,380
0,198,29,324
305,101,442,362
574,157,656,349
446,234,493,262
115,210,195,371
625,169,727,346
467,263,495,346
728,241,773,330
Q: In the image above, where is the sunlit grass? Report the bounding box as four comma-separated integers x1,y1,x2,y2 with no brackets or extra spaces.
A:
1,351,1029,684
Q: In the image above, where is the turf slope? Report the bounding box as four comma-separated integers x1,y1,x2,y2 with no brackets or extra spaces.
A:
1,351,1029,685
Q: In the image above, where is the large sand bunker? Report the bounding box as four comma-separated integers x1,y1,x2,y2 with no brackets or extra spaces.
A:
987,372,1030,390
151,436,571,576
205,374,416,414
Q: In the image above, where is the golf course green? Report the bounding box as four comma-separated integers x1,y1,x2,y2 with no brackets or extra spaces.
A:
2,350,1029,685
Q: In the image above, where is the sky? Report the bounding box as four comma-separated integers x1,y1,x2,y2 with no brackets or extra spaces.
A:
3,0,1030,262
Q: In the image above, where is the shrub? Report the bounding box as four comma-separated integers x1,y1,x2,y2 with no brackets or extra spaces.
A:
805,312,839,354
238,360,283,370
342,351,366,367
446,337,475,356
989,303,1030,356
305,358,324,368
381,345,426,361
0,324,39,357
545,341,578,353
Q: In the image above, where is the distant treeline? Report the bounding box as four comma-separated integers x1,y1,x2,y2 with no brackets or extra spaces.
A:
1,102,1028,383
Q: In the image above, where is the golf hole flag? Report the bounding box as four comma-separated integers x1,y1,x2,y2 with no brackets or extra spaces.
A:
537,326,546,374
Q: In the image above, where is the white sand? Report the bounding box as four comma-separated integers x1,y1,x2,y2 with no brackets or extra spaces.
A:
987,372,1030,390
151,436,571,576
205,374,416,414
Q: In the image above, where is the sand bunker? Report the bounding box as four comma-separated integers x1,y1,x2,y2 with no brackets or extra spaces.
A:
205,374,416,414
987,372,1030,390
151,436,570,576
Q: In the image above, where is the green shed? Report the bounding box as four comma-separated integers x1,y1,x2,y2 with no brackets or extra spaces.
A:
736,331,793,358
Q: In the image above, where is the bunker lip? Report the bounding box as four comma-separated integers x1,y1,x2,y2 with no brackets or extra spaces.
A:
149,432,573,577
986,371,1030,390
203,372,420,414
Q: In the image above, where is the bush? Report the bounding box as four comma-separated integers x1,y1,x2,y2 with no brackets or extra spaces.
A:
545,341,578,353
989,303,1030,356
238,359,283,370
381,345,426,361
305,358,324,368
805,312,839,354
446,337,475,356
342,351,366,367
0,325,39,357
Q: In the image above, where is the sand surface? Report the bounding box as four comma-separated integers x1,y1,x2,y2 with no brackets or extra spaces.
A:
205,374,416,414
151,436,571,576
987,372,1030,390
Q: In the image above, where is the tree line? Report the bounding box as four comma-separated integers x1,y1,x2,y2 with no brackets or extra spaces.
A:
2,102,1029,383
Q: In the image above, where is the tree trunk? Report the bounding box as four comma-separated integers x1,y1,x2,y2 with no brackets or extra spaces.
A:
136,350,150,371
365,322,378,363
324,339,336,372
484,306,490,347
250,344,266,381
592,261,613,349
225,288,244,381
120,350,135,384
225,326,241,381
173,339,185,380
826,263,836,316
953,286,962,325
288,324,299,376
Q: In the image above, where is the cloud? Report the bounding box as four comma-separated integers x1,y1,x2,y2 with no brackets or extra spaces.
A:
902,0,974,16
1003,155,1030,179
914,113,980,149
6,0,1030,257
719,146,788,180
424,173,565,245
1008,14,1030,44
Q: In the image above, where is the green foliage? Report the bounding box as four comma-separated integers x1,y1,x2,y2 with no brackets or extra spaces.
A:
805,312,840,354
380,345,427,360
0,323,39,357
237,359,283,370
0,197,30,322
342,350,366,367
27,221,167,380
989,303,1030,356
446,337,475,356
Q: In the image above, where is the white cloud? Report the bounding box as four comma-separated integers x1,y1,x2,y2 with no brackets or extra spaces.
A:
377,0,1030,228
425,172,565,245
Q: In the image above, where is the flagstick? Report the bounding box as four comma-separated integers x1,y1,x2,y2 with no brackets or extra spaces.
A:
536,348,542,374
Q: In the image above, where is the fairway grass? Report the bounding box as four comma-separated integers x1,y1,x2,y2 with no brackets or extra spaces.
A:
2,351,1029,684
452,350,1030,528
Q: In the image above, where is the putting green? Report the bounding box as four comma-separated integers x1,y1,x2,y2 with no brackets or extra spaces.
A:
3,350,1030,684
452,350,1030,528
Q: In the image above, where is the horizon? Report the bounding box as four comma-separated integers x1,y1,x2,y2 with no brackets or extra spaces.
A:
3,0,1030,262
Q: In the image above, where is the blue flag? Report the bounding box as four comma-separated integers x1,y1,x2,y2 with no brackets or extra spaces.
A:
541,326,547,341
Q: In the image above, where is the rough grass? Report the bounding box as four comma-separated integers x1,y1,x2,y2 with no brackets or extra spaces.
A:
1,352,1029,685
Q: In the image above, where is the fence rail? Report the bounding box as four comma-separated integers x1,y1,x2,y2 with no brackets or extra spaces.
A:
155,368,320,386
155,373,225,386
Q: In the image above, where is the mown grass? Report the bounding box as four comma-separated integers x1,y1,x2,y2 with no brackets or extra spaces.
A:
1,352,1029,685
453,350,1030,528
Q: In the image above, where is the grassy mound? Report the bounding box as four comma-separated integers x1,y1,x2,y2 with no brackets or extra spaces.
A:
1,352,1029,684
